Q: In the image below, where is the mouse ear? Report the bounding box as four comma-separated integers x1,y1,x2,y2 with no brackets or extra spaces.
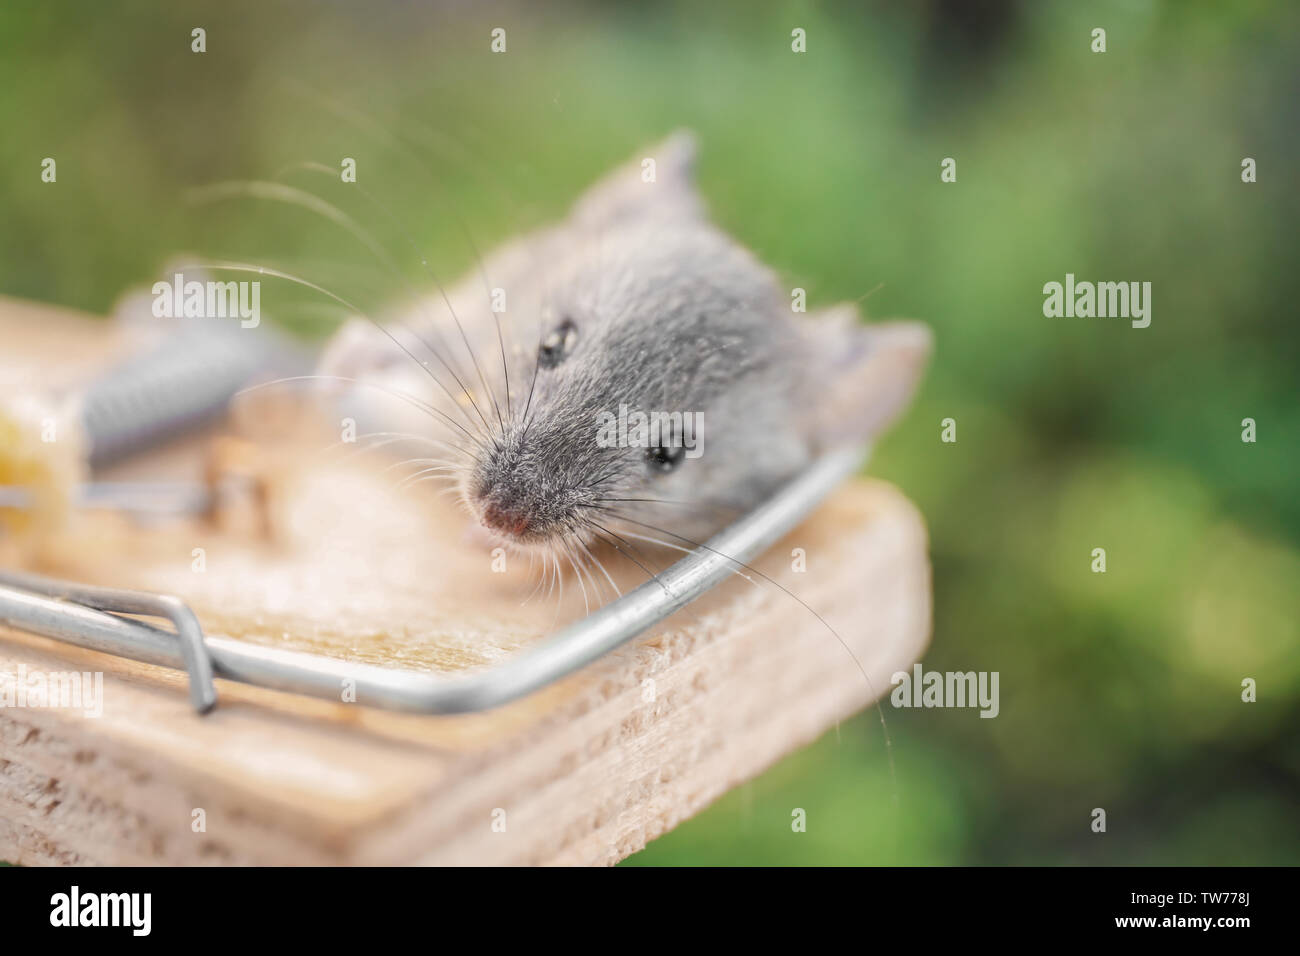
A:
799,305,932,447
569,130,703,230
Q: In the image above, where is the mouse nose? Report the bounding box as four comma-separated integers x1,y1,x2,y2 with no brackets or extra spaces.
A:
481,500,532,537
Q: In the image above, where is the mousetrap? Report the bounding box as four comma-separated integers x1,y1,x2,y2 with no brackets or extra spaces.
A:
0,295,931,865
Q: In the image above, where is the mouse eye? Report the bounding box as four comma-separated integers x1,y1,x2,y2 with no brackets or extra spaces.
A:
538,318,577,368
645,444,685,474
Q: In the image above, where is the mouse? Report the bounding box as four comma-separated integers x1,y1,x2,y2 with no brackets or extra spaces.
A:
317,131,931,565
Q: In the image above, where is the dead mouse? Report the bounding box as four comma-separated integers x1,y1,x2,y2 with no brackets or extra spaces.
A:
318,131,931,562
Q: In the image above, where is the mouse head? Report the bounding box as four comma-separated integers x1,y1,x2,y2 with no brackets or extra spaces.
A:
320,132,929,554
463,133,813,550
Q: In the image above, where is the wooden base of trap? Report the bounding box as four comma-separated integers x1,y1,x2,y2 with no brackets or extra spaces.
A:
0,297,931,865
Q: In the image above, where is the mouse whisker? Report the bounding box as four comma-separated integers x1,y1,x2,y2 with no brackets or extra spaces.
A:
586,510,898,797
549,549,564,617
583,522,675,601
390,456,460,474
516,294,555,443
520,550,549,607
196,264,493,442
585,521,667,576
344,450,464,485
602,525,718,566
359,434,480,467
561,542,590,618
282,83,550,289
274,93,528,425
187,180,404,282
526,550,551,607
392,466,459,491
594,496,747,517
397,476,458,496
575,538,614,607
184,184,494,440
301,161,512,435
575,535,622,601
383,456,464,474
382,452,475,476
252,379,490,483
586,467,625,490
232,373,485,470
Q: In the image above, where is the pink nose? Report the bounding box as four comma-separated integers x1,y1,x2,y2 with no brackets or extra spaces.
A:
482,502,531,536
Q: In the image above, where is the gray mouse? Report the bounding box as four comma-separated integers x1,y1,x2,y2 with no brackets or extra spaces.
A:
318,131,930,562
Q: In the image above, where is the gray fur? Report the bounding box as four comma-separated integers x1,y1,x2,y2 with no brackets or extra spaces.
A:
318,131,930,553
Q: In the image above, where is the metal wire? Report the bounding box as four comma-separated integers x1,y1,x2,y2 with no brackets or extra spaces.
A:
0,444,868,714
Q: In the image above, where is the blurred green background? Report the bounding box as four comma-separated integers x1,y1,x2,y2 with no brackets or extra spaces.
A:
1,0,1296,864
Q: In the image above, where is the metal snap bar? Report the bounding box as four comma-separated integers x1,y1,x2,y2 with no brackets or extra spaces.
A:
0,443,867,715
